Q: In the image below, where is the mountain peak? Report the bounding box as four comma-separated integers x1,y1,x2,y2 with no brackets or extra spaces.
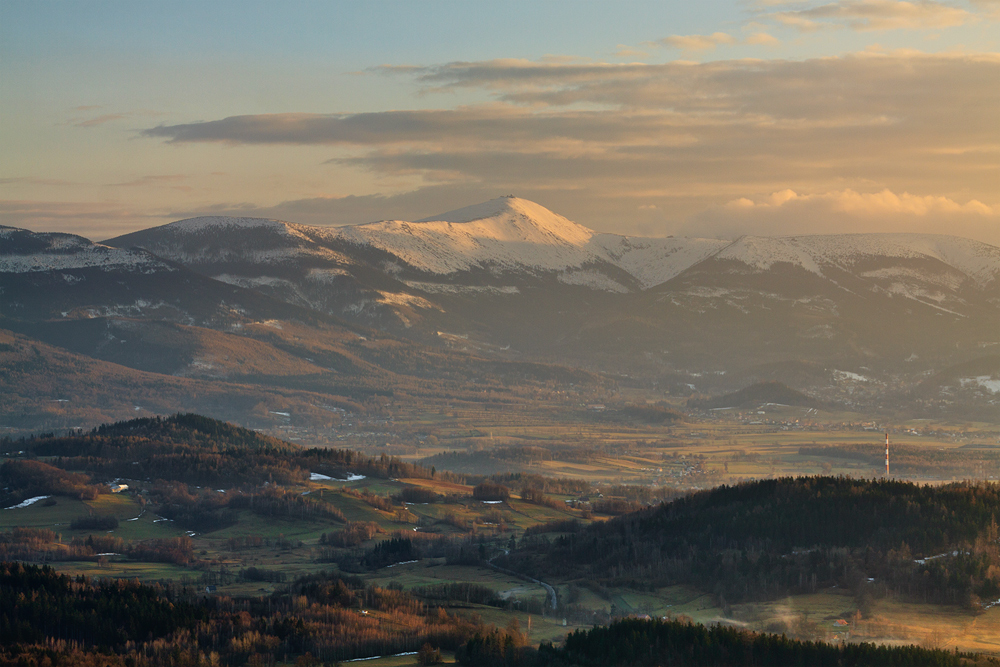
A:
417,196,563,225
332,196,596,274
414,196,595,245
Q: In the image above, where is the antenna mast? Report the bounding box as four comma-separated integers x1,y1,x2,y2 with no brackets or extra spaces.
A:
885,433,889,477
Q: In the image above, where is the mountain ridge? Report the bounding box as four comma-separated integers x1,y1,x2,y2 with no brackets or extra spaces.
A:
103,197,1000,293
5,197,997,419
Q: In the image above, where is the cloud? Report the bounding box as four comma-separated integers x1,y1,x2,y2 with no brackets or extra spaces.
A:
726,188,994,215
72,109,165,128
75,113,130,127
745,32,781,45
772,1,972,32
141,52,1000,237
108,174,191,191
614,45,649,59
659,32,737,52
684,188,1000,245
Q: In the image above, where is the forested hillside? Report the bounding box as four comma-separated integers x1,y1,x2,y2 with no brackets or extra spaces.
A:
502,477,1000,607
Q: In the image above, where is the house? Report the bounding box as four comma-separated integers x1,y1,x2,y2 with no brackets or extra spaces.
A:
109,483,128,493
205,586,217,593
833,619,849,627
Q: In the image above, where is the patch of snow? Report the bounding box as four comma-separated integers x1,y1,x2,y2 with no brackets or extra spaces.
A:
558,269,629,293
376,291,442,310
4,495,50,509
405,281,520,295
834,370,871,383
310,472,332,481
914,550,964,565
960,376,1000,393
213,274,298,290
482,500,504,504
385,560,419,568
306,267,349,281
0,239,171,274
345,653,417,663
345,473,366,481
861,266,963,291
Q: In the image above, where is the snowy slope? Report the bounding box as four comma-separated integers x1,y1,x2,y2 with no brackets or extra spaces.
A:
590,234,729,289
333,196,598,274
716,234,1000,285
0,226,172,274
109,216,353,267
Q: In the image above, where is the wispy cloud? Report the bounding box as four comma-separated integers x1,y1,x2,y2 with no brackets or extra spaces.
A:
109,174,190,190
658,32,737,52
745,32,782,45
614,45,650,59
71,109,166,128
771,0,972,31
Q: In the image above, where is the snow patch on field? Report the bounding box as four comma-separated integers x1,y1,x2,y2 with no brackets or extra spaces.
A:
4,496,49,509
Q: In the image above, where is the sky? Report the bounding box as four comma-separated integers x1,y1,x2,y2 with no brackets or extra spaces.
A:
1,1,998,242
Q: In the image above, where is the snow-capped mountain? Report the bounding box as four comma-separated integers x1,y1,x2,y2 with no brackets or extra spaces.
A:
5,197,1000,419
10,196,992,384
105,196,735,293
105,196,1000,296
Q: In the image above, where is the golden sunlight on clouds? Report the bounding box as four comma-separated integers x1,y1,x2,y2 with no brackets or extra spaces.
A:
659,33,738,52
771,0,972,31
695,188,1000,243
138,50,999,241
